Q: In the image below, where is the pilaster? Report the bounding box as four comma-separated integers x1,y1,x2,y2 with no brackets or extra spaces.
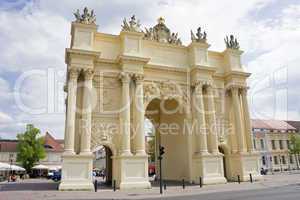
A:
64,68,79,155
80,69,94,155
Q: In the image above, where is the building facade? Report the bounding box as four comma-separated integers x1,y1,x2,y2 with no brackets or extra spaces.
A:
252,119,300,172
60,8,261,191
0,132,63,170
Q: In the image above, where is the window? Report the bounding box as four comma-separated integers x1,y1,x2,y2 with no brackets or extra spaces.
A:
260,139,265,150
253,139,256,149
281,156,286,164
274,156,278,164
262,156,266,165
279,140,283,150
272,140,276,150
290,155,294,164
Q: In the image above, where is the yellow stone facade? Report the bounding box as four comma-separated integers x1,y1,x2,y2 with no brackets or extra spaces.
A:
59,10,261,191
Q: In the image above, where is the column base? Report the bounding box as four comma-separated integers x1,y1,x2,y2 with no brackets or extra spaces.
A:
226,152,262,182
59,154,94,191
135,150,147,156
121,150,133,156
192,153,227,185
115,154,151,190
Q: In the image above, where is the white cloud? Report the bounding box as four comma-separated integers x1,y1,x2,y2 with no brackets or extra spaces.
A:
0,111,13,124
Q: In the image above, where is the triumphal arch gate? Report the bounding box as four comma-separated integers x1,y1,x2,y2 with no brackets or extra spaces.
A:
59,8,261,191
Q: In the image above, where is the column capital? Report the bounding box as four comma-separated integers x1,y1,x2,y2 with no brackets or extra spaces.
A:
227,84,247,93
119,72,132,84
240,86,249,95
83,69,94,80
134,74,144,84
68,68,79,80
192,79,213,89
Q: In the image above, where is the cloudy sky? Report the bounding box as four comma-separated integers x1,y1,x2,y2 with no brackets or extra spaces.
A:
0,0,299,139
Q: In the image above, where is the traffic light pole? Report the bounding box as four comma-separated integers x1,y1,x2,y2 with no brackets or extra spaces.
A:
159,155,162,194
158,144,164,195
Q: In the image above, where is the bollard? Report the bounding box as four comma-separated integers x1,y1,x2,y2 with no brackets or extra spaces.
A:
199,177,202,188
94,179,98,192
182,179,185,189
164,182,167,190
113,180,116,191
250,173,253,183
237,175,240,184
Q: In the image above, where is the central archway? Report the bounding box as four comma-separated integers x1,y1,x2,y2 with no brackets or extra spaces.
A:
93,145,114,187
145,97,189,181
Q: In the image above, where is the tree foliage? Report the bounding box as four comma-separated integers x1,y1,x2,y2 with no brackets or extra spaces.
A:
16,124,46,172
289,134,300,154
147,137,156,162
289,134,300,169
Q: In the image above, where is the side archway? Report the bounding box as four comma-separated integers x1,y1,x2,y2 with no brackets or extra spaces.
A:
218,144,230,180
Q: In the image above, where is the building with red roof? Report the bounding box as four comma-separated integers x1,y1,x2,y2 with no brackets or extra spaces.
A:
252,119,300,172
0,132,64,171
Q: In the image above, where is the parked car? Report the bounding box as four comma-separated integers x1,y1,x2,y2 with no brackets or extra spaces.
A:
52,170,61,182
47,170,55,179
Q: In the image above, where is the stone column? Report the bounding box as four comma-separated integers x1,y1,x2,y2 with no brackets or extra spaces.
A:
241,88,254,152
206,84,218,154
134,74,146,155
64,68,78,154
194,82,209,154
80,69,94,155
120,72,132,156
231,87,246,153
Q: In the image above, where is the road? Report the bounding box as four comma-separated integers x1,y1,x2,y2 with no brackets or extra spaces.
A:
145,184,300,200
1,175,300,200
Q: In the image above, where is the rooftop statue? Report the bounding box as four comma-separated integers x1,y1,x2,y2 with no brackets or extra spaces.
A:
224,35,240,50
73,7,96,24
191,27,207,43
144,17,182,46
121,15,142,32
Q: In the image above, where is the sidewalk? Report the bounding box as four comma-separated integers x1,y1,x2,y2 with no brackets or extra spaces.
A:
1,173,300,200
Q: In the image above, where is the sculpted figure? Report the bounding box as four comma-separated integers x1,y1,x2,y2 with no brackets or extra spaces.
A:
191,26,207,42
144,17,181,45
74,9,81,22
121,15,141,32
224,35,240,49
73,7,96,24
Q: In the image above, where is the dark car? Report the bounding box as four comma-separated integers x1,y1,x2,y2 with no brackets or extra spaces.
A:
52,170,61,182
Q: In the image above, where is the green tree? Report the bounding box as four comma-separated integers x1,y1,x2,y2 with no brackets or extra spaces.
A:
147,137,156,163
16,124,46,172
289,134,300,169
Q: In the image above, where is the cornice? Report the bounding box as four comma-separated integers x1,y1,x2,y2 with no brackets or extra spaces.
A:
187,41,211,49
190,65,217,75
117,54,150,65
222,48,244,56
65,48,101,64
224,70,251,79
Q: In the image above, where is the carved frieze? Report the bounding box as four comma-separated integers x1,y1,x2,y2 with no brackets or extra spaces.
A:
143,17,182,45
143,81,189,106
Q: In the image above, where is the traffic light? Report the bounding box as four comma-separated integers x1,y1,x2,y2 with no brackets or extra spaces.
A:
159,145,165,156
